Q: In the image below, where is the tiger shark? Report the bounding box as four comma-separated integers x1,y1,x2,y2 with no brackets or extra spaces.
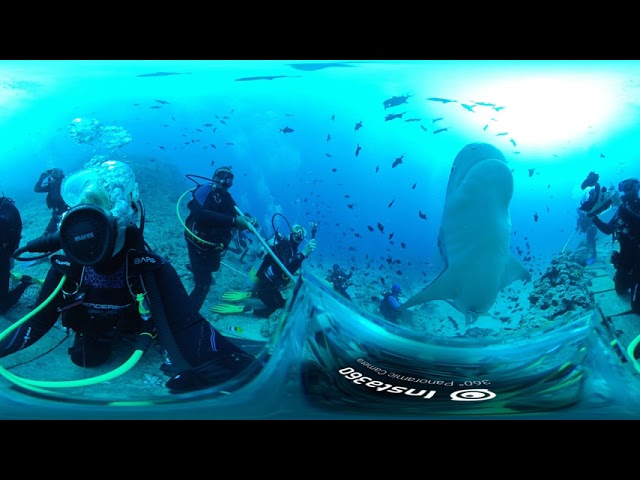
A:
401,142,531,326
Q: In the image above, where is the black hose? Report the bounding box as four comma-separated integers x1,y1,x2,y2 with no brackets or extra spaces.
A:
143,270,192,372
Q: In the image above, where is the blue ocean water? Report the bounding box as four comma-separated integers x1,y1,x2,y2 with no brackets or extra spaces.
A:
1,59,639,419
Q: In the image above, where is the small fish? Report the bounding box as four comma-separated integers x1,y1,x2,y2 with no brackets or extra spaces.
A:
472,101,496,107
159,145,165,149
383,94,412,109
234,75,301,81
426,97,457,104
510,138,517,147
432,117,443,123
137,71,190,77
493,106,507,111
210,144,216,149
326,133,332,142
220,120,227,125
355,144,362,156
528,168,535,177
411,182,416,190
150,106,161,109
227,326,243,333
392,154,404,168
388,199,395,208
389,232,395,240
331,114,335,121
418,210,427,220
344,194,351,198
332,168,338,173
377,222,384,233
325,153,332,158
600,153,605,158
280,126,294,134
405,118,420,122
384,112,406,121
420,125,428,132
461,103,475,112
483,124,489,131
496,132,508,136
355,121,363,131
375,165,380,174
400,242,406,249
226,142,234,146
204,123,214,127
534,213,539,222
433,128,448,134
367,225,375,232
347,203,355,209
155,99,170,104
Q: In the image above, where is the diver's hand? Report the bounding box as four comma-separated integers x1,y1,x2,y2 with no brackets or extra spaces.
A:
611,190,621,207
235,215,256,230
302,239,316,257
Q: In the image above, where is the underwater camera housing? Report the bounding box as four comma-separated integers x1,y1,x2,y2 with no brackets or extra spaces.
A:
579,172,615,216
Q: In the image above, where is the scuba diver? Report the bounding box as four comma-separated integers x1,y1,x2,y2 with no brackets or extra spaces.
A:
4,160,262,394
587,174,640,314
374,284,403,323
34,167,70,235
0,196,35,314
576,172,605,265
183,166,257,312
326,263,353,300
251,222,316,318
212,217,317,318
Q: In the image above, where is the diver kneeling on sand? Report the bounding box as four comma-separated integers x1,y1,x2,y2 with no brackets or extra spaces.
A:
3,160,264,394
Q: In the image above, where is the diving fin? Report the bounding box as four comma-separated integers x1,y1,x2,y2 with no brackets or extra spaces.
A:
221,290,254,302
10,270,44,285
211,303,250,314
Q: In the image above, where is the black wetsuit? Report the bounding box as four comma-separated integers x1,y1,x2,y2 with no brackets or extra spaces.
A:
591,198,640,312
327,267,352,300
253,236,306,318
0,197,33,314
34,170,70,235
184,183,238,312
0,227,250,375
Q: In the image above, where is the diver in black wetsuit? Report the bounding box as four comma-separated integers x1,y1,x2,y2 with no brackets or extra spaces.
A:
252,223,316,318
0,196,35,314
184,166,257,312
589,177,640,313
327,264,353,300
34,168,70,235
3,161,261,394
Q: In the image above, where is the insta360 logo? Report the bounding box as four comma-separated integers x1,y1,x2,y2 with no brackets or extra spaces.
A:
338,367,497,402
450,389,496,401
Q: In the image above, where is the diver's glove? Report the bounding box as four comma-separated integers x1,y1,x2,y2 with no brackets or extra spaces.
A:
165,351,259,394
302,239,316,257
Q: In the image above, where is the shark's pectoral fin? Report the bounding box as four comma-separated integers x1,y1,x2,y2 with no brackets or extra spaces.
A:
402,268,457,310
500,254,531,289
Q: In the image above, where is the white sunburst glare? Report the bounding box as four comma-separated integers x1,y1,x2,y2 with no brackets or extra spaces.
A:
464,73,620,151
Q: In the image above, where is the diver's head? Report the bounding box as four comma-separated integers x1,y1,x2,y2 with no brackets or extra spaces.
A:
619,177,640,202
291,224,307,244
332,264,340,272
212,166,234,189
392,284,402,295
59,160,140,266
